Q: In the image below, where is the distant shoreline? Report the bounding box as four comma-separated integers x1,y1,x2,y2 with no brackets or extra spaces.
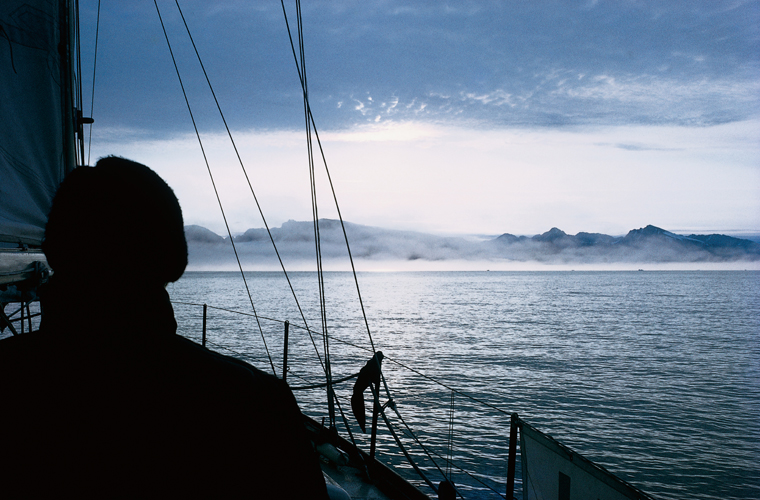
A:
184,221,760,271
185,261,760,273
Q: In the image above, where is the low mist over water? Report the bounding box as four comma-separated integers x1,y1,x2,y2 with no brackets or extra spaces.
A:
184,220,760,271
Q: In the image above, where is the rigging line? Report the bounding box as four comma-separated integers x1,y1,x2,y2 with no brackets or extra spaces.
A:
173,301,294,327
205,338,357,451
300,90,395,407
280,1,392,415
74,0,85,166
281,1,325,346
310,116,375,350
279,365,325,388
447,390,455,480
177,308,494,494
374,393,439,493
174,308,507,486
171,0,325,375
292,0,334,426
289,371,358,391
173,299,512,417
382,395,450,488
279,0,376,357
153,0,277,375
296,3,325,367
86,0,101,166
280,4,325,349
174,296,515,437
330,385,362,456
384,355,513,418
305,106,400,407
290,387,360,457
281,369,309,384
173,299,512,418
300,381,360,452
174,302,311,335
412,441,505,499
332,383,358,443
282,1,361,426
174,300,369,351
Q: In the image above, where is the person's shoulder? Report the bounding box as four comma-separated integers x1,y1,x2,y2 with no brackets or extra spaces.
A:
166,334,288,391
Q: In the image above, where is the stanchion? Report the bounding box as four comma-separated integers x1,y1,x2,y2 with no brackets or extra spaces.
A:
282,320,289,381
369,384,380,458
202,304,207,347
506,412,519,499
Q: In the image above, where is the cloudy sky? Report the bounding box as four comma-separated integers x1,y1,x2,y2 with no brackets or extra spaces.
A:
81,0,760,238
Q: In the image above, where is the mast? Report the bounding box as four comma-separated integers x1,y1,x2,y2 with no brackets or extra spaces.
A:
62,0,83,172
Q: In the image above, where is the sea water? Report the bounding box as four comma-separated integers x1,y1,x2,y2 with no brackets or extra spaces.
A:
167,271,760,500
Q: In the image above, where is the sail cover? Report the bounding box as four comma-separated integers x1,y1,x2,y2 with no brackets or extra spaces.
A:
520,420,653,500
0,0,74,247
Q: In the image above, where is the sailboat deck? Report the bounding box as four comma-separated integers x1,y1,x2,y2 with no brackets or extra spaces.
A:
322,465,393,500
305,417,430,500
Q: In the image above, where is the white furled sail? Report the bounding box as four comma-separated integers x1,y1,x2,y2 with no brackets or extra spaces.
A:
0,0,78,248
519,419,653,500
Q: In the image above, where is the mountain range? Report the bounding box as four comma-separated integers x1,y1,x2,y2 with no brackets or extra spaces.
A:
184,221,760,267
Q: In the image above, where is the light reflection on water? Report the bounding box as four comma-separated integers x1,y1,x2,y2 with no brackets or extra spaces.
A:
167,271,760,500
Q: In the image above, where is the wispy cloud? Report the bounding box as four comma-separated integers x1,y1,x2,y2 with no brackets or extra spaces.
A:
459,90,514,107
334,67,760,128
607,143,683,152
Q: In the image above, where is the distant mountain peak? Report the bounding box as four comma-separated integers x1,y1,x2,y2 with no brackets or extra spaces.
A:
626,225,668,237
184,221,760,266
184,225,225,244
533,227,568,242
624,225,705,245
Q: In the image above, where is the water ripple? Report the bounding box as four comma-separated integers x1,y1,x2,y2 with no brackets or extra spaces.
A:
168,271,760,500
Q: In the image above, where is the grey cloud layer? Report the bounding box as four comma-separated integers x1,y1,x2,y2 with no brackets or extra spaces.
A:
79,0,760,134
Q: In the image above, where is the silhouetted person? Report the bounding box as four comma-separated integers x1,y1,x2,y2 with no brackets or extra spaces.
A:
351,351,384,432
0,157,328,498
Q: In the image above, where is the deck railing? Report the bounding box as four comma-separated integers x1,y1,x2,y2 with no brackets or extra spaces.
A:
171,299,520,499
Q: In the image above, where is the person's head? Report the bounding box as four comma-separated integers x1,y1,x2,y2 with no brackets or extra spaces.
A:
43,156,187,287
